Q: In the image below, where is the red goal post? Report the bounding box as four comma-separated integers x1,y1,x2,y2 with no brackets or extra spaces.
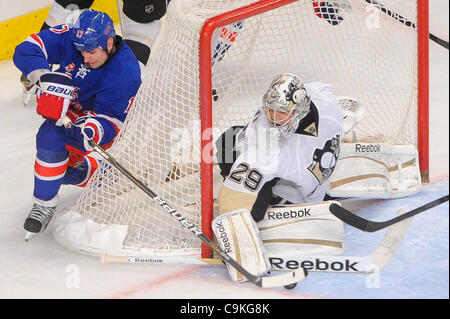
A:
199,0,301,258
416,0,429,183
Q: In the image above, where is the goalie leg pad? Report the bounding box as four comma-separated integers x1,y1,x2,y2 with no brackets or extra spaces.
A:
212,209,270,282
257,201,345,256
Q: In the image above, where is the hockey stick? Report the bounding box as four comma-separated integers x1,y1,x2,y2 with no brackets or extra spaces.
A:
270,206,414,273
81,135,307,288
115,0,125,36
101,206,410,274
329,195,449,232
364,0,449,49
101,254,223,265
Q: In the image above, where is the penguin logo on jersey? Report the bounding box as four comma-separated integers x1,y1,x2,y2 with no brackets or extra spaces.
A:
307,135,340,184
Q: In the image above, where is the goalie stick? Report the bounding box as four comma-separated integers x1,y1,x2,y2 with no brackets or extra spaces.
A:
76,127,307,288
101,202,415,274
329,195,449,232
364,0,449,50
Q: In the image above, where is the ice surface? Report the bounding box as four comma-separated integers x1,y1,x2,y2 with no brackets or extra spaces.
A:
0,0,448,299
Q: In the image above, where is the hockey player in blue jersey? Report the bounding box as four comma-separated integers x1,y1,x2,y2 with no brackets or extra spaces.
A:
13,9,141,240
21,0,169,104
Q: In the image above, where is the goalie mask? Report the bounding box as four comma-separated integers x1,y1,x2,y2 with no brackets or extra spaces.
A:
262,73,310,143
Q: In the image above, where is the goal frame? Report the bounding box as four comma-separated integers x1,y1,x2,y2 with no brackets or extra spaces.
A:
198,0,429,258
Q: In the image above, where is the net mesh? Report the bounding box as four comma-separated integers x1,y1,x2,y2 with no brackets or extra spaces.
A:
54,0,419,257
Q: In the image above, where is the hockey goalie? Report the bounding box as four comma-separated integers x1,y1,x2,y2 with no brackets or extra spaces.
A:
213,71,422,282
213,73,346,282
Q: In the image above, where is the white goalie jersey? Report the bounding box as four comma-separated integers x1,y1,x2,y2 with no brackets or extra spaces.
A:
223,82,344,204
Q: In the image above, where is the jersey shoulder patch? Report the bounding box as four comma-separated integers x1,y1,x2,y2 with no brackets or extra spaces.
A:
49,24,70,34
294,101,319,137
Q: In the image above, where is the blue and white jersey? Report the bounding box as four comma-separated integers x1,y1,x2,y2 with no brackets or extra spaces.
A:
13,24,141,129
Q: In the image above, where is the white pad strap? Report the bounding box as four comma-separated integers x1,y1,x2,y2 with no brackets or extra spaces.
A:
257,201,344,256
212,209,270,282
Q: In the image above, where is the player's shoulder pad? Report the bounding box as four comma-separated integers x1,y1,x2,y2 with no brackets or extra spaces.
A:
306,82,342,120
103,39,142,87
305,82,336,103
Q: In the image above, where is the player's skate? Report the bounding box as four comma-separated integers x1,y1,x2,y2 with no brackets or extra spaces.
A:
20,74,38,105
24,203,56,241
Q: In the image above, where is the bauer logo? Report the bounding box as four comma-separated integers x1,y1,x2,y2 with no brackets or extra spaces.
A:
266,208,311,220
355,143,382,153
47,85,74,97
269,257,361,272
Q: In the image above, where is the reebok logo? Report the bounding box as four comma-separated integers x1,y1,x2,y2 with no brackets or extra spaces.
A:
267,208,311,220
132,257,163,264
355,143,381,153
215,220,232,253
270,257,360,272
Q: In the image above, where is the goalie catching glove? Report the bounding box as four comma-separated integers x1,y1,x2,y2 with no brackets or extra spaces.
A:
212,209,271,282
36,72,74,126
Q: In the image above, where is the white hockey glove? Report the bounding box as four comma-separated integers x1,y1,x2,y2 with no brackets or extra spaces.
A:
212,209,270,282
36,71,74,126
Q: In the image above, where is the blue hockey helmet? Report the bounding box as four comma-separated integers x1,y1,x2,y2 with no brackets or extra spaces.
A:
72,9,115,52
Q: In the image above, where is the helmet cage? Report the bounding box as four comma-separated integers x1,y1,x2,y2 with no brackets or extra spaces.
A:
262,73,311,142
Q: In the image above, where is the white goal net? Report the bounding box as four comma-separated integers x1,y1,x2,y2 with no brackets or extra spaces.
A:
53,0,427,258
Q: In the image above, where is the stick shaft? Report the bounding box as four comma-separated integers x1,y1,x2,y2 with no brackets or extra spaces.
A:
87,139,272,286
371,195,449,231
365,0,449,49
330,195,449,232
101,253,223,265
